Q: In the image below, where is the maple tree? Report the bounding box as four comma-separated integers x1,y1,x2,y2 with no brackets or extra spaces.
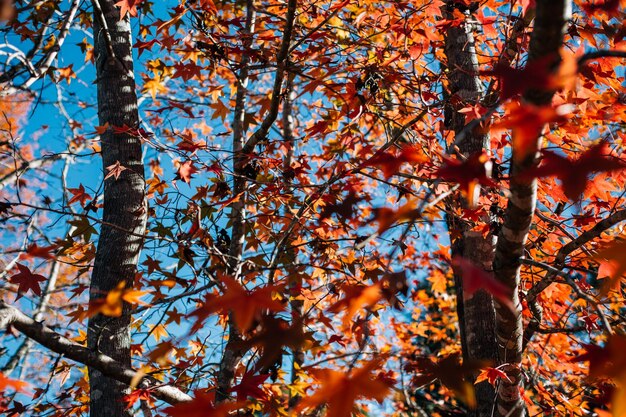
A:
1,0,626,417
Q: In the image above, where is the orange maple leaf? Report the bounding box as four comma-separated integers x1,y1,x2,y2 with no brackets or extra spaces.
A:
594,239,626,296
176,160,198,184
105,161,128,181
298,357,392,417
374,199,420,234
57,64,76,85
0,372,29,392
328,283,383,325
87,282,148,318
115,0,142,20
492,103,571,161
189,276,284,333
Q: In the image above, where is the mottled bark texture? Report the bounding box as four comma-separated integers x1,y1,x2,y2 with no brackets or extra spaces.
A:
87,1,146,416
493,2,570,416
443,3,497,416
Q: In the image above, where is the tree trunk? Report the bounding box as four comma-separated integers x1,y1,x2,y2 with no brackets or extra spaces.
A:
493,1,569,416
214,0,256,402
442,3,497,416
87,1,145,416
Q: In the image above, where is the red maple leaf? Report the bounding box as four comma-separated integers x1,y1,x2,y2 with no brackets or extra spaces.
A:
520,0,536,14
571,334,626,415
189,276,284,333
481,55,558,101
363,145,428,178
22,243,57,260
123,389,153,409
519,141,626,200
10,263,47,299
319,192,363,222
181,203,202,239
410,354,486,408
173,62,203,82
164,391,244,417
67,184,92,207
243,315,310,372
582,0,620,15
451,257,515,311
230,372,269,401
436,152,496,209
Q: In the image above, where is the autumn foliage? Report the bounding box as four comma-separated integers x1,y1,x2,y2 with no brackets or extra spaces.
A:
1,0,626,417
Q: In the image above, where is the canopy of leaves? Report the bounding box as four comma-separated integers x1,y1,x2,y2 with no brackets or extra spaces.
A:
0,0,625,416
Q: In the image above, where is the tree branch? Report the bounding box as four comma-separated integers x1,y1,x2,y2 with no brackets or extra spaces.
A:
1,0,80,94
241,0,297,154
0,301,192,404
578,49,626,66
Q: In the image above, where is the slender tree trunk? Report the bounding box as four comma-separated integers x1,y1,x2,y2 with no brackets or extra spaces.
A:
215,0,296,400
87,1,145,416
493,2,569,416
442,3,497,416
214,0,256,402
282,72,305,407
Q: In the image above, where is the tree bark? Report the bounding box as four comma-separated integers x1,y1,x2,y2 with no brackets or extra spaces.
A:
442,4,497,416
87,1,146,416
493,1,570,416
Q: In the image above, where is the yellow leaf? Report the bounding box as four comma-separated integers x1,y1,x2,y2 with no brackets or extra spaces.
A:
130,366,149,390
428,269,448,294
122,288,149,305
142,77,168,99
150,324,168,342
